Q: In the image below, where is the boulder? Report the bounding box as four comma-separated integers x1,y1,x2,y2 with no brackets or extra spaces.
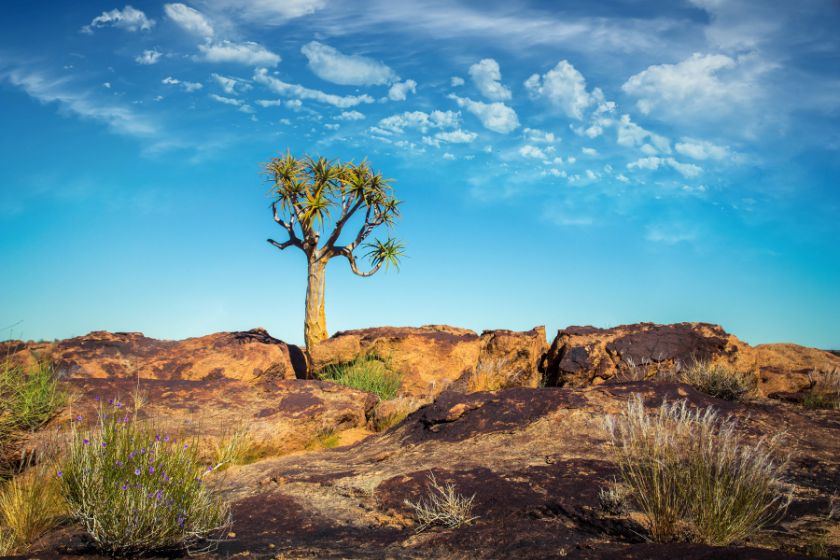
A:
309,325,548,397
542,322,840,397
26,328,305,382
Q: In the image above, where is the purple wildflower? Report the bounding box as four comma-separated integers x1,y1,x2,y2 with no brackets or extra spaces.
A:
134,468,141,476
163,435,170,442
206,466,213,472
108,399,113,405
95,395,101,401
83,438,90,445
122,484,129,490
183,444,189,449
155,434,161,442
56,470,63,478
115,460,123,467
129,452,136,459
149,466,155,475
101,442,107,448
76,415,83,421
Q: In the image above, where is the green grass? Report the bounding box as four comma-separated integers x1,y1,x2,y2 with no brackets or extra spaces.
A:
59,400,231,556
319,355,402,400
604,395,789,545
0,359,66,433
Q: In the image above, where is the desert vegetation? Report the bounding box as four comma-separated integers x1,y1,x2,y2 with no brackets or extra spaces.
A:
802,368,840,410
604,394,790,544
671,360,757,401
0,464,64,555
263,153,404,349
404,473,478,533
59,400,231,555
319,354,402,400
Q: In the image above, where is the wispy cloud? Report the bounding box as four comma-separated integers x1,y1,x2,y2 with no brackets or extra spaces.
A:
81,5,154,33
253,68,374,108
198,40,280,67
301,41,397,86
164,3,215,37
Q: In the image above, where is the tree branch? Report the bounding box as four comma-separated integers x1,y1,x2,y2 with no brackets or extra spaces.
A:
340,247,383,277
270,201,304,251
267,238,300,251
322,195,365,255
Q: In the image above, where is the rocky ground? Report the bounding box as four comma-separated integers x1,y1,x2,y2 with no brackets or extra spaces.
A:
2,322,839,559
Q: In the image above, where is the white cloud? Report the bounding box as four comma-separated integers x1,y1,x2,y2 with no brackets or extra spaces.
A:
82,6,154,33
103,82,112,89
524,60,592,120
301,41,396,86
324,123,340,130
202,0,325,24
3,67,156,136
443,152,456,160
253,68,374,108
523,128,555,144
377,110,460,134
434,129,477,143
387,79,416,101
162,76,203,92
135,49,162,65
519,145,547,159
164,3,214,37
622,53,762,119
448,94,519,134
451,76,465,87
198,41,280,67
209,93,241,106
627,156,702,178
582,147,598,156
645,224,697,245
211,73,251,94
337,110,365,121
285,99,303,110
616,114,670,153
468,58,511,101
675,138,730,160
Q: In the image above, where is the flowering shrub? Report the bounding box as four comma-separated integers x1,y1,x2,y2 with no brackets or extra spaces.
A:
59,401,231,555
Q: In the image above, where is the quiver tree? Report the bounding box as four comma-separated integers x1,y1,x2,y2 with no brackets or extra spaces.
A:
264,153,404,350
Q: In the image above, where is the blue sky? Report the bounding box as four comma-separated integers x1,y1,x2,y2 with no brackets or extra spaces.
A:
1,0,839,348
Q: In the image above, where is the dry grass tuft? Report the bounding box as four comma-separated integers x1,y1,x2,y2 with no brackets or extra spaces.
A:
466,358,511,392
210,425,258,470
669,360,757,401
598,478,630,516
604,394,790,545
404,473,478,533
0,465,65,554
802,369,840,410
370,397,426,432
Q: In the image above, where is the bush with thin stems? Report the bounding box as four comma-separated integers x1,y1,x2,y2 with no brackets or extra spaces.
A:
0,359,66,433
209,425,257,470
404,473,478,533
59,400,231,556
0,465,65,554
466,358,511,392
802,369,840,410
603,395,790,544
319,354,402,400
671,360,757,401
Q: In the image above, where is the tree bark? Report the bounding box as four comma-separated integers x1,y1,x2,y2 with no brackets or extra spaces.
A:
304,258,328,350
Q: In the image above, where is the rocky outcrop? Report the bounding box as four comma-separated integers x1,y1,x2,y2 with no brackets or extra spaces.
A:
8,329,306,382
543,322,840,397
309,325,547,397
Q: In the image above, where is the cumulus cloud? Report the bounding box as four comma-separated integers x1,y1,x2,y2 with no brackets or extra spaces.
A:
209,93,241,106
675,138,730,160
253,68,374,108
582,147,598,156
519,144,547,159
523,128,555,143
524,60,592,120
164,3,214,37
337,110,365,120
616,115,670,153
301,41,396,86
448,94,519,134
377,110,460,134
468,58,511,101
387,79,416,101
211,73,251,94
433,129,477,143
82,5,154,33
451,76,465,87
162,76,203,92
621,53,768,119
198,40,280,67
627,156,702,178
135,49,162,65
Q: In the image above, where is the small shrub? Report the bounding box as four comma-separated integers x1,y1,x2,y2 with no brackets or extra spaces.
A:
209,425,257,470
674,361,757,401
466,358,510,392
0,466,64,553
404,473,478,533
802,369,840,410
604,394,789,545
320,355,402,400
59,401,231,556
306,425,340,450
598,478,630,516
370,397,426,432
0,359,66,432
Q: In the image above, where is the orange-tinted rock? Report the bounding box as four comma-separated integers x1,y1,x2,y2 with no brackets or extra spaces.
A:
43,329,305,382
543,322,840,397
310,325,547,397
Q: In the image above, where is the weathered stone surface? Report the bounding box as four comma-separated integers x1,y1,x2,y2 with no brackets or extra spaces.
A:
25,328,306,382
310,325,547,397
543,322,840,397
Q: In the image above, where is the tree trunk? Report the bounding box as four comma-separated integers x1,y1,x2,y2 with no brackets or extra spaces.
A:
304,258,328,350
